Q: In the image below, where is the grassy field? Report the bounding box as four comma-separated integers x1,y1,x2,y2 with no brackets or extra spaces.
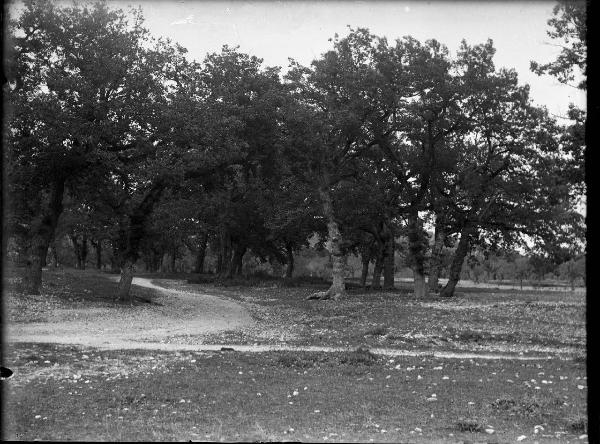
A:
3,268,588,442
156,276,586,356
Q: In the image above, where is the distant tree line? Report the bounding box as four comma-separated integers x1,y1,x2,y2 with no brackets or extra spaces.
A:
4,0,585,302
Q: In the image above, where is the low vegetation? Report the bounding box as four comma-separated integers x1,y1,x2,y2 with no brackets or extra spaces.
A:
3,269,587,441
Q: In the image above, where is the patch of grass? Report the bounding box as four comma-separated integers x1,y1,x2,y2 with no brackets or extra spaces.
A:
3,343,588,442
490,398,517,411
362,325,388,337
568,416,587,434
160,273,586,351
276,352,333,368
339,346,378,366
455,418,486,433
6,269,164,323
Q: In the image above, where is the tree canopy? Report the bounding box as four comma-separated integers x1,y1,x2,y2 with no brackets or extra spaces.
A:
5,1,585,301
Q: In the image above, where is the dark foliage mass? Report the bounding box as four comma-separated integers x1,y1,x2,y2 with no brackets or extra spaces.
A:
5,1,585,300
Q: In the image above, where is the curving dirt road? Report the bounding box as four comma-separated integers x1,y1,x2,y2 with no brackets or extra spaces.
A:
6,277,255,350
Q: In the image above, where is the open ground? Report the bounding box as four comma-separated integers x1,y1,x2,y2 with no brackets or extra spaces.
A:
3,268,587,442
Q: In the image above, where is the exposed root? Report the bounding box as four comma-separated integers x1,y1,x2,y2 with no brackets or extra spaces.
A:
306,289,344,301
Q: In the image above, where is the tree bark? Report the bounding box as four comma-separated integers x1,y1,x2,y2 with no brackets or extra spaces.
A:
193,232,208,274
217,229,232,276
407,212,428,298
371,251,383,289
117,259,135,303
23,179,65,294
80,233,87,270
25,237,47,294
94,240,102,269
360,253,370,287
308,187,346,300
228,243,246,277
170,247,177,273
440,224,475,298
115,177,168,300
50,241,59,268
69,233,82,269
285,244,294,279
428,216,448,293
383,232,395,289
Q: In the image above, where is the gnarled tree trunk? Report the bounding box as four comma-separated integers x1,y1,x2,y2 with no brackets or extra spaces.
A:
117,259,135,303
440,224,475,298
23,179,65,294
115,177,167,302
428,215,448,293
308,187,346,300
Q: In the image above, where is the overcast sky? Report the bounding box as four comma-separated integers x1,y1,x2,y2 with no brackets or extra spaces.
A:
10,0,586,118
132,0,586,118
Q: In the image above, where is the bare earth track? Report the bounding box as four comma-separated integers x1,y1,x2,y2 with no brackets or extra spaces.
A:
6,276,574,361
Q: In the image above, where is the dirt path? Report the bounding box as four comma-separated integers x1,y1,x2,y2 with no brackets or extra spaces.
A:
6,277,565,361
6,277,255,349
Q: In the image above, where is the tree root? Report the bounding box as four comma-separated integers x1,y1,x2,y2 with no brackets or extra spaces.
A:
306,289,344,301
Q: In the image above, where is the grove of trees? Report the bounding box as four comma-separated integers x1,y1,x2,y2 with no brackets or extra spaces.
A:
4,1,585,302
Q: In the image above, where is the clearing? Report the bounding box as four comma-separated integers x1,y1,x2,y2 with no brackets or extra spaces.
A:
3,268,587,442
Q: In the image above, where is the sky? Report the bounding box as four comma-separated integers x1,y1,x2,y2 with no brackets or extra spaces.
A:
114,0,585,120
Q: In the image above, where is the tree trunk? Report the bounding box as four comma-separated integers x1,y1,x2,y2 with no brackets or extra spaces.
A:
440,224,475,298
117,260,135,303
217,229,232,276
308,187,346,300
194,232,208,274
407,212,428,298
285,244,294,279
110,242,120,273
271,259,283,277
383,233,395,289
50,240,59,268
24,236,47,294
371,251,383,289
95,240,102,270
80,233,87,270
114,176,168,301
228,244,246,277
69,234,82,269
23,180,65,294
360,253,370,287
428,218,448,293
41,247,47,267
170,248,177,273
